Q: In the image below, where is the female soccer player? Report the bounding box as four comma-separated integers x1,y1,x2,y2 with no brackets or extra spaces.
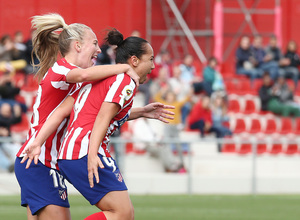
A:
23,29,174,220
14,14,140,220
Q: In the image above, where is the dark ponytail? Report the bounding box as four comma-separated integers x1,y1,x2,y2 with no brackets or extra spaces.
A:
105,28,149,64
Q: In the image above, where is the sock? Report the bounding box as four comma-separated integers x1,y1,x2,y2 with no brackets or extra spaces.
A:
84,212,107,220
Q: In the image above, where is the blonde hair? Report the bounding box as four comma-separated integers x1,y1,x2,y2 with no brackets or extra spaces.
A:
31,13,91,82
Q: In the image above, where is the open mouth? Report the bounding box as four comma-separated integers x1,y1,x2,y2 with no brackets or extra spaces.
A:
91,55,97,65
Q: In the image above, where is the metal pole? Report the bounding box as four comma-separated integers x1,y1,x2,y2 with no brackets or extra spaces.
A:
251,140,257,196
146,0,152,43
166,0,207,63
187,143,192,194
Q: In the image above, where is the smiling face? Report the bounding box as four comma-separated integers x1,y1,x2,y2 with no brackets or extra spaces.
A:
76,29,101,68
134,43,155,84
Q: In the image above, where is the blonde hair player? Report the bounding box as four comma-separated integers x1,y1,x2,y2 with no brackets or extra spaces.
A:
14,14,140,220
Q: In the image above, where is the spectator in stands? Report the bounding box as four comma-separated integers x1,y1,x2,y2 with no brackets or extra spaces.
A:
154,85,190,172
169,65,189,100
259,72,300,117
0,34,26,75
272,75,300,110
279,40,300,88
188,96,213,138
265,35,283,65
252,34,279,80
14,31,26,59
151,49,173,80
236,35,263,81
0,73,26,113
130,30,141,37
202,56,225,96
24,30,38,74
179,54,196,84
0,102,22,173
211,92,231,136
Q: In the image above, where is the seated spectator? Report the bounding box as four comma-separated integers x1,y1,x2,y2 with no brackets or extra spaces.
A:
24,30,39,74
188,96,213,137
0,102,22,172
154,85,191,172
259,72,300,117
203,56,225,95
0,73,27,113
252,34,279,80
211,92,232,135
151,49,173,80
265,35,283,65
179,54,196,84
273,76,300,110
0,34,26,75
236,35,263,81
14,31,26,59
169,65,190,100
279,40,300,88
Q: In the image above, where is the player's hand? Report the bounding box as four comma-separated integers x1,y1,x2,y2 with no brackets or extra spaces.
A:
142,102,175,123
87,154,105,188
20,142,41,169
126,67,140,87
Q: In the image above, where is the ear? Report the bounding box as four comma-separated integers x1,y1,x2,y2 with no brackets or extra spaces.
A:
74,41,82,52
130,56,139,67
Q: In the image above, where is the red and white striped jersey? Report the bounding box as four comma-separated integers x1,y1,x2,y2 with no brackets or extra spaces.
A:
16,58,77,169
58,73,136,160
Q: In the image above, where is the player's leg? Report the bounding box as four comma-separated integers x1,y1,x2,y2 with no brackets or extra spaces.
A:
85,190,134,220
27,206,37,220
15,157,70,219
37,205,71,220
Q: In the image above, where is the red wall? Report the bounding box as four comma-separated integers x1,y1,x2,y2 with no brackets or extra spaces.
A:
1,0,300,73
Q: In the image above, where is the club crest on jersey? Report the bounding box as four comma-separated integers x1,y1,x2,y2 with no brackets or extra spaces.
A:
59,189,67,200
120,85,133,104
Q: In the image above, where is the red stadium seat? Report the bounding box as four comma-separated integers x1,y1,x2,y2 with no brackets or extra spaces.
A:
257,143,267,154
269,143,282,154
221,143,236,153
243,99,256,114
264,118,277,134
284,143,298,155
253,79,263,95
236,80,253,95
294,118,300,134
228,99,240,113
248,118,262,134
279,118,293,134
234,118,246,134
238,142,252,154
225,80,237,94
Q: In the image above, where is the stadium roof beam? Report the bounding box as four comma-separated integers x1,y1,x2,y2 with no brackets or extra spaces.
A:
146,0,212,63
222,0,280,61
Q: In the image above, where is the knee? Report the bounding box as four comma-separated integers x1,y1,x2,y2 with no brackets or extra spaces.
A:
117,205,134,220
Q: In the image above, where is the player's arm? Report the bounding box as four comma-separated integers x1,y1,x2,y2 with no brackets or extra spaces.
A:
88,102,121,188
21,96,75,168
66,64,140,87
129,102,175,123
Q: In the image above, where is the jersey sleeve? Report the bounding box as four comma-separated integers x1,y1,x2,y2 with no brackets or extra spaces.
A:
49,60,77,90
104,74,135,108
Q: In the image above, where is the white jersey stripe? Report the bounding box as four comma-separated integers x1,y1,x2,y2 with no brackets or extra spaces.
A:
66,127,83,159
105,74,124,102
79,131,91,158
52,62,73,76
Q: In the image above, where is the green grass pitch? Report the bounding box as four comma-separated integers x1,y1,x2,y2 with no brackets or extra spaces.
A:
1,194,300,220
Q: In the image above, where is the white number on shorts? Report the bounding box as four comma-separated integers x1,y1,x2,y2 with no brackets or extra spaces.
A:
102,157,116,172
49,169,66,189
